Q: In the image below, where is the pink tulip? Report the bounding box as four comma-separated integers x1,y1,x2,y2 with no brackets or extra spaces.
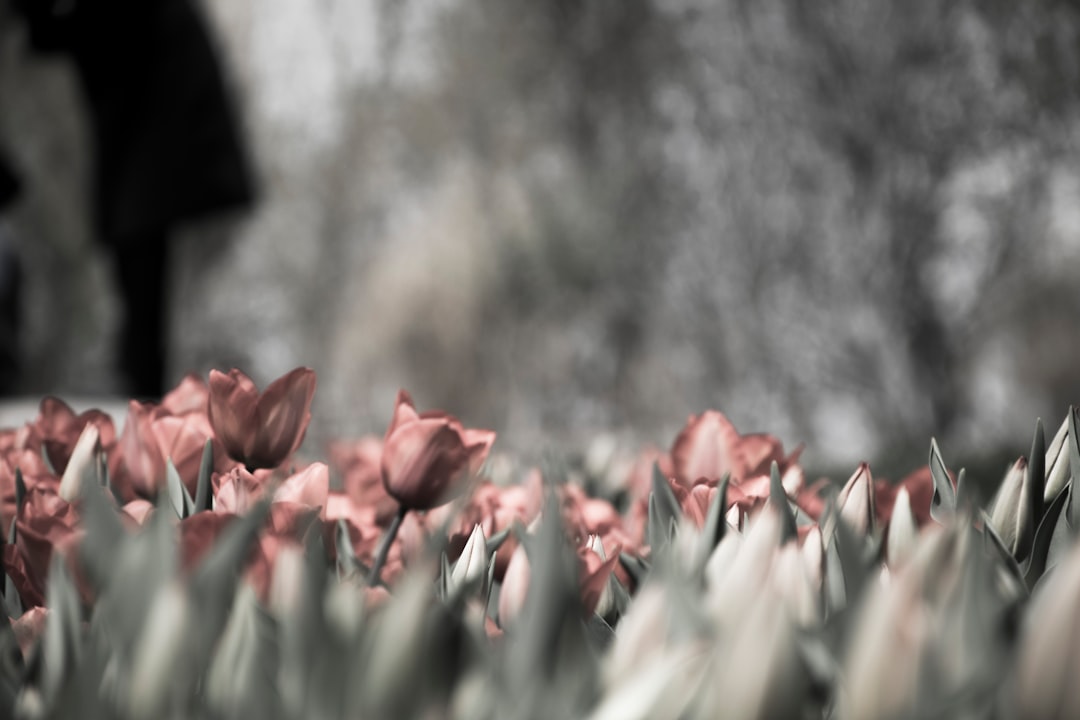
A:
111,401,167,500
670,410,800,487
160,373,210,416
3,487,79,608
440,473,542,579
380,390,495,511
873,467,934,529
25,397,116,475
9,607,48,658
328,435,399,523
274,462,330,514
208,367,317,470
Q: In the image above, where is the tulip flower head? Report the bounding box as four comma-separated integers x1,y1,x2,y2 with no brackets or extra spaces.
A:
208,367,316,471
380,390,495,511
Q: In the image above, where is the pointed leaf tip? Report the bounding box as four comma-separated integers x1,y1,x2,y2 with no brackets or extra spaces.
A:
770,461,797,544
929,438,956,523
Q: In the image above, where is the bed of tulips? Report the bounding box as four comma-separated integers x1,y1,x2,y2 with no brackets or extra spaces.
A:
0,366,1078,718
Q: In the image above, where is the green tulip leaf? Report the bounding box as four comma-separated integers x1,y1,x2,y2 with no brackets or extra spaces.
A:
618,552,649,587
648,462,682,547
335,518,359,581
7,468,24,546
1069,407,1080,534
485,526,511,557
75,467,129,593
1023,486,1067,589
3,567,21,620
696,473,730,572
771,461,798,545
929,438,956,522
980,510,1026,595
166,457,193,519
42,555,83,702
195,439,214,513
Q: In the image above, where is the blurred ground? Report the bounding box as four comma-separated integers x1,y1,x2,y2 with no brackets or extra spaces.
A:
3,0,1080,473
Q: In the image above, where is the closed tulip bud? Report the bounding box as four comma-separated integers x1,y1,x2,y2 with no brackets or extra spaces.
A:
1015,539,1080,718
843,560,928,720
800,525,824,591
498,544,530,625
58,423,100,502
208,367,316,471
838,463,875,536
698,591,803,720
593,584,705,720
988,457,1031,557
705,510,779,626
1044,414,1070,504
603,583,671,687
380,390,495,511
450,524,488,594
771,542,819,626
129,581,190,719
886,486,918,567
268,543,305,618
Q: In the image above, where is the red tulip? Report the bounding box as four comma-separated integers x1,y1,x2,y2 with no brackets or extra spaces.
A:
111,401,167,500
670,409,800,487
3,486,79,608
874,467,935,529
25,397,116,475
380,390,495,511
208,367,317,470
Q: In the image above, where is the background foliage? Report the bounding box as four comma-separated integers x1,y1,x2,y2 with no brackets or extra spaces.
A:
3,0,1080,474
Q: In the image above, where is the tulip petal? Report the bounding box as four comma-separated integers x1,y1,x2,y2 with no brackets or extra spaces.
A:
252,367,317,468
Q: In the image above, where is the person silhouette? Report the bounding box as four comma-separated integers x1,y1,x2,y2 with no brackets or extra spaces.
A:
11,0,256,398
0,148,20,395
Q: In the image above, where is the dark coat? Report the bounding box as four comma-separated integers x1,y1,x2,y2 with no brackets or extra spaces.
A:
13,0,255,242
0,149,18,210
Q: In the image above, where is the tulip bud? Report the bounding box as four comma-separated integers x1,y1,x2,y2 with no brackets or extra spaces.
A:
129,581,190,719
268,544,305,618
771,542,819,625
843,562,928,720
800,525,824,591
838,463,875,536
705,510,778,626
58,423,100,502
1015,538,1080,717
603,583,671,687
886,486,918,567
699,590,804,719
498,544,530,625
450,524,488,594
1044,413,1070,504
988,457,1032,557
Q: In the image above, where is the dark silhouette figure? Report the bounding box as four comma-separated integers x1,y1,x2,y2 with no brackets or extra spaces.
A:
13,0,256,398
0,149,20,394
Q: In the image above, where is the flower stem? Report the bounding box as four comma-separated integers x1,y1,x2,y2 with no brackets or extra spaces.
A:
369,505,407,587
